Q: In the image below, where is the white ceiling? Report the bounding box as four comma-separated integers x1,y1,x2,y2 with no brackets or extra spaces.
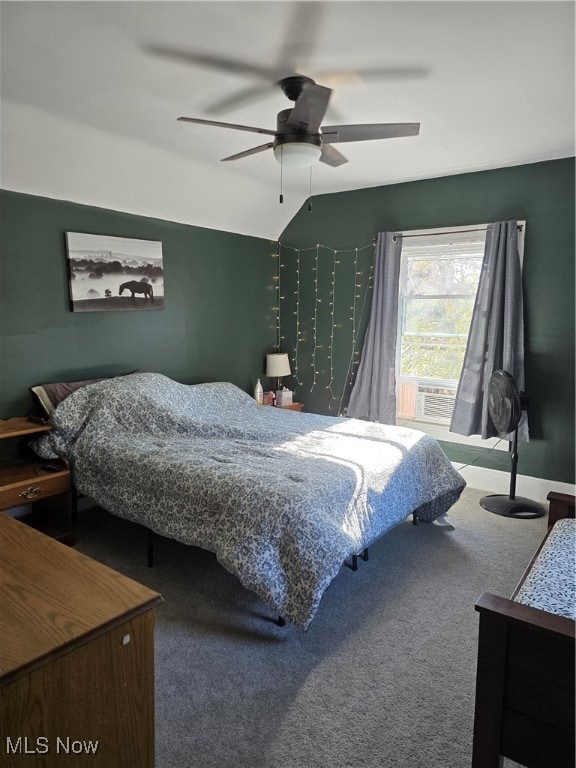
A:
1,1,574,240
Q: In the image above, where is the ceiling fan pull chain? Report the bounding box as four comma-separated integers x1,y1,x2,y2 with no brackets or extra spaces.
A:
279,146,284,204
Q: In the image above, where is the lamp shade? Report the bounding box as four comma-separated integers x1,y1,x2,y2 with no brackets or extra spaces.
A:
273,142,322,168
266,353,291,378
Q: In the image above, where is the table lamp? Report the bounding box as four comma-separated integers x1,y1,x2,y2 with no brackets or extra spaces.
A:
266,353,291,391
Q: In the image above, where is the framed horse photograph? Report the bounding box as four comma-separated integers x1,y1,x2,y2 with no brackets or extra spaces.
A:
65,232,164,312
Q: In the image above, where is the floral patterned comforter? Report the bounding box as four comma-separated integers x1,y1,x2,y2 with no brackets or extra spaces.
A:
34,372,466,628
514,519,576,620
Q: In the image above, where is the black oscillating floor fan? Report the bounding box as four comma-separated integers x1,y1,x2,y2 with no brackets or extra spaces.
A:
479,370,545,518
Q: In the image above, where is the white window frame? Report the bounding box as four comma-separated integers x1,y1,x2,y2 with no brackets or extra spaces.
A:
394,222,525,450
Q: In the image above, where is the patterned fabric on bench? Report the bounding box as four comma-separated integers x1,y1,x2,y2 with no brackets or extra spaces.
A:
514,518,576,620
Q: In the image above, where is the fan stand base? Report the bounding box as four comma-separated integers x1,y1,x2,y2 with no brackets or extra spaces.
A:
480,494,545,519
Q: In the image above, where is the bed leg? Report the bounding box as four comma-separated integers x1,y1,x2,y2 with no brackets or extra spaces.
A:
412,513,418,525
277,616,285,627
147,530,155,567
345,550,368,571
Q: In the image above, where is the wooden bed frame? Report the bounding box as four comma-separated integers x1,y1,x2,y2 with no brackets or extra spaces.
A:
471,491,575,768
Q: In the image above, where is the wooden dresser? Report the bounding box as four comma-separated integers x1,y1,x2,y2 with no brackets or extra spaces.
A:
0,514,163,767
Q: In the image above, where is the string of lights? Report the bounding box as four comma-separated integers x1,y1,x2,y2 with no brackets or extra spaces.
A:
326,249,339,410
278,248,287,351
337,260,375,414
276,240,375,409
293,248,303,386
272,247,281,351
336,246,360,413
310,244,320,391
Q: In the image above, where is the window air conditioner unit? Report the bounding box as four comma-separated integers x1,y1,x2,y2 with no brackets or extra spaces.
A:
415,386,457,425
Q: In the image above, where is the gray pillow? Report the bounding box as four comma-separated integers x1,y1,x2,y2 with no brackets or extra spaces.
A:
31,377,107,415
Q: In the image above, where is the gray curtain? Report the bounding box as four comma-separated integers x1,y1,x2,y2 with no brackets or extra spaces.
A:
450,220,528,441
347,232,403,423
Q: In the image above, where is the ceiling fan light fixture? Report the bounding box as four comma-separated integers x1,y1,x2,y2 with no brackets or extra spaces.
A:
273,141,322,168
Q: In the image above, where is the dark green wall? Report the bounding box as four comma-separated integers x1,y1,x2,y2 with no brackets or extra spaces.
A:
0,191,276,417
2,158,573,484
279,158,575,484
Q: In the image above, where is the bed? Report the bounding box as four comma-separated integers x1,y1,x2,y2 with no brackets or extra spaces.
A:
472,493,575,768
32,371,466,629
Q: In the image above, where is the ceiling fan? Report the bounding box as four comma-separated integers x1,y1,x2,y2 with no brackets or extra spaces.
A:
145,2,428,117
177,74,420,169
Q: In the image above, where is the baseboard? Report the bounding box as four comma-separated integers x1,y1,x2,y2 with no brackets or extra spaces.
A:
452,463,576,505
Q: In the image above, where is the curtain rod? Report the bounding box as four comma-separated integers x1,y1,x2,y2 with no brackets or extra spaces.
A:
391,223,523,241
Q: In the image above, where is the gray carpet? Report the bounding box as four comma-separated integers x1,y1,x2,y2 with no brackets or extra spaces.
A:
75,488,548,768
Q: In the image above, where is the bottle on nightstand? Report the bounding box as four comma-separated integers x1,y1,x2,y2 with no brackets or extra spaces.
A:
254,379,264,405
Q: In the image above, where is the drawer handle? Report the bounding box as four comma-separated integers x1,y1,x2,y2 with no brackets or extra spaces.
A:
20,486,42,500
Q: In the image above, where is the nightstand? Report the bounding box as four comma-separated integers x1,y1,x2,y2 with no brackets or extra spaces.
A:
0,417,74,544
272,403,304,412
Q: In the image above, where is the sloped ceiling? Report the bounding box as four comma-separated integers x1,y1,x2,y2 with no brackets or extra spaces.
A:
1,1,574,240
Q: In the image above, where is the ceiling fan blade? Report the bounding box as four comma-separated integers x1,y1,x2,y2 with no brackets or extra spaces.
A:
201,84,277,116
287,83,332,132
178,117,276,137
221,143,274,162
320,144,348,167
146,4,324,85
146,45,288,82
317,65,430,84
321,123,420,143
277,2,324,73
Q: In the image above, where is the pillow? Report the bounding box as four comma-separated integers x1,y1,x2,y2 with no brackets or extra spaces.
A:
31,377,107,415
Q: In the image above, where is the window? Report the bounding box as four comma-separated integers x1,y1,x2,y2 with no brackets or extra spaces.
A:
394,223,525,447
396,227,485,428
